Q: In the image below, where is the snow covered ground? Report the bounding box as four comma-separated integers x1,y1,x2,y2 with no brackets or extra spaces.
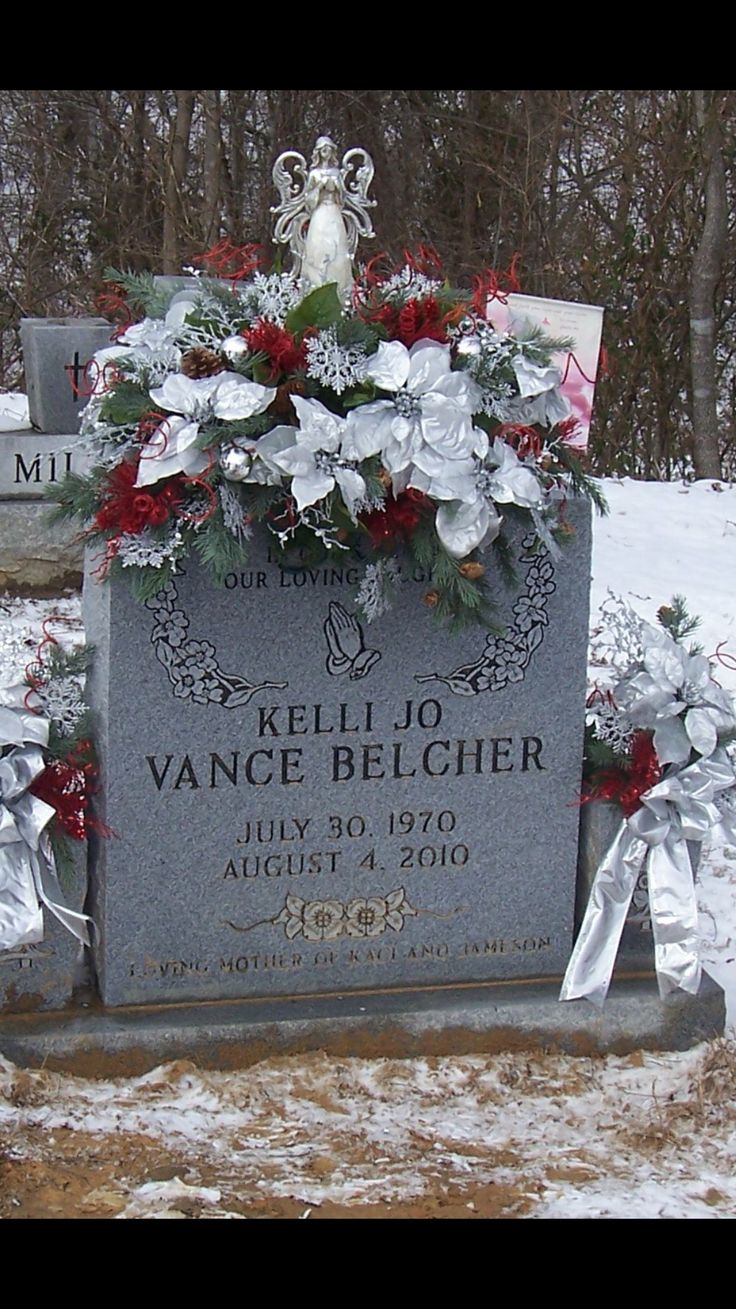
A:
1,475,736,1220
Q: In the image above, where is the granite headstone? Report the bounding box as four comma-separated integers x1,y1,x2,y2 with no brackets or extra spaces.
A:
0,431,92,499
84,500,592,1007
20,317,113,435
0,844,87,1013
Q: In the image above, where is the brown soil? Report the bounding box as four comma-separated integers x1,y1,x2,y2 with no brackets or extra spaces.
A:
0,1124,533,1220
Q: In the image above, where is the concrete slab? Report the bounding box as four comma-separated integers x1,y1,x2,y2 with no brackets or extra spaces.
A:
0,971,724,1078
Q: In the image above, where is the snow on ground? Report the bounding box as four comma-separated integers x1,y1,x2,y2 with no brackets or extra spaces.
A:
0,392,30,431
1,476,736,1220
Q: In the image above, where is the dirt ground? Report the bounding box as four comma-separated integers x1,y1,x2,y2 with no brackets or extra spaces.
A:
2,1041,735,1220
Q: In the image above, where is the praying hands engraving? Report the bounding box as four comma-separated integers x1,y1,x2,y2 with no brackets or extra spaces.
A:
323,601,381,680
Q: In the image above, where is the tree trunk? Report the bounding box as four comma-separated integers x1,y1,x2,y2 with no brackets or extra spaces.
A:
162,90,194,274
689,90,726,479
202,90,222,247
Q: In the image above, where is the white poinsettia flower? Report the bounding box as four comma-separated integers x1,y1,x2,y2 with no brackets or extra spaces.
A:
435,496,503,559
512,356,563,398
113,318,183,382
268,396,366,517
342,339,485,486
615,627,736,765
483,437,545,508
150,371,274,423
504,355,571,428
119,318,180,352
135,416,209,487
164,293,200,330
432,437,543,559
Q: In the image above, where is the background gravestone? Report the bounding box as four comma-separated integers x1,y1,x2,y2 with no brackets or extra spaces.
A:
85,500,592,1008
20,317,112,435
0,844,87,1013
0,325,100,592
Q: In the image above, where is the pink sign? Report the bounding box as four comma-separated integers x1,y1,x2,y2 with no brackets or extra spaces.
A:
487,293,605,452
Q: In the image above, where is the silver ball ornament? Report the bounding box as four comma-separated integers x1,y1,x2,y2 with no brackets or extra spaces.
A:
219,444,252,482
221,335,249,362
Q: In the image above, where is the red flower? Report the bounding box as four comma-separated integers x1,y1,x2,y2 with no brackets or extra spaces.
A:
245,319,306,381
31,759,90,842
94,460,185,535
361,490,430,548
588,731,661,818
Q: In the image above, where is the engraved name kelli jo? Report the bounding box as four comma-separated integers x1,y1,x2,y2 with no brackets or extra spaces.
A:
145,697,546,791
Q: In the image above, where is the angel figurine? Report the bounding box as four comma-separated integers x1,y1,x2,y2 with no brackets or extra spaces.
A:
271,136,376,296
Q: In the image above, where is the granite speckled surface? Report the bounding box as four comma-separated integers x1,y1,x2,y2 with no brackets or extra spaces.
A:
85,501,592,1007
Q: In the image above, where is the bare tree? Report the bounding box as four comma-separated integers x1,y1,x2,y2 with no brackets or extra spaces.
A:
689,90,727,478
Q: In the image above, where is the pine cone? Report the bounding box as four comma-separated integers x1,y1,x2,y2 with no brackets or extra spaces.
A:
180,347,226,379
459,561,485,580
267,378,306,420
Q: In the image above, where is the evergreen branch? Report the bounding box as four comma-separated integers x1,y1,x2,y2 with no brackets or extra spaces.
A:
192,508,252,585
104,267,171,320
657,595,703,650
553,445,609,513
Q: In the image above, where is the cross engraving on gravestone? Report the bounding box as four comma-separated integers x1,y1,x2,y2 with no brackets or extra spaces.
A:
64,351,88,399
85,498,592,1008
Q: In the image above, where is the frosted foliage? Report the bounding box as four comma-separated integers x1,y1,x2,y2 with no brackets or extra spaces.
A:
356,558,401,622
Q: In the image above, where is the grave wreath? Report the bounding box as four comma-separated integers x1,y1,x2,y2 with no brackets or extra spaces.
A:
0,637,97,953
566,595,736,1006
49,137,605,632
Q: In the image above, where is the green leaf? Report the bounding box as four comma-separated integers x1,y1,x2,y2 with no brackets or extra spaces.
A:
285,283,342,336
98,381,152,426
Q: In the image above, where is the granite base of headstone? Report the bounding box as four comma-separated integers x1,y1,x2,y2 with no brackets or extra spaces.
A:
0,431,92,500
0,842,87,1013
85,499,594,1008
0,502,83,593
575,800,702,976
19,317,112,435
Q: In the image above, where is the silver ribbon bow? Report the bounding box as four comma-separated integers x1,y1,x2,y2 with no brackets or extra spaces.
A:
560,749,736,1008
0,685,91,953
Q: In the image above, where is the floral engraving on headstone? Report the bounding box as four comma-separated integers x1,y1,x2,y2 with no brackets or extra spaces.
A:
415,533,556,696
323,601,381,679
226,887,419,942
146,577,288,707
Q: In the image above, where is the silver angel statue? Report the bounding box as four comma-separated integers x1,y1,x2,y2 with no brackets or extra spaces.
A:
271,135,375,295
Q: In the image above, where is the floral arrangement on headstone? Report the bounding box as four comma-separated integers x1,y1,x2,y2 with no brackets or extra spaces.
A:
562,594,736,1007
50,135,605,632
0,634,99,953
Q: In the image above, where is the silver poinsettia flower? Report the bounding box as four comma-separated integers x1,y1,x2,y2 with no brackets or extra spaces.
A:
267,396,366,517
342,339,486,492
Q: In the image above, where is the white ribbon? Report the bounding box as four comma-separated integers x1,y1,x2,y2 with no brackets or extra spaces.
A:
560,750,735,1007
0,688,92,954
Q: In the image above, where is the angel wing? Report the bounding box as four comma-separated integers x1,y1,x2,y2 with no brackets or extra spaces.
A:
270,150,310,262
340,148,376,257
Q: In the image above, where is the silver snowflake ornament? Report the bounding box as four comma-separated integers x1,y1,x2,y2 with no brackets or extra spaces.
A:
305,328,368,395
